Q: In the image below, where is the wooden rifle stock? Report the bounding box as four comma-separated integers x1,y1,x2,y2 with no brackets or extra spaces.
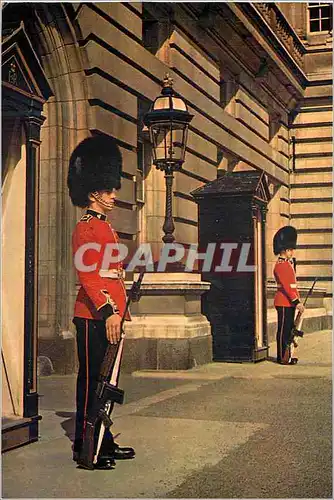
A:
77,271,145,470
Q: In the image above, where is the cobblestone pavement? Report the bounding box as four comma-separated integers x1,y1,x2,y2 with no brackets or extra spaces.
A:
2,330,332,499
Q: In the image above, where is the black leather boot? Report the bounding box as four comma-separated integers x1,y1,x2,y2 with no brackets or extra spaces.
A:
100,433,135,460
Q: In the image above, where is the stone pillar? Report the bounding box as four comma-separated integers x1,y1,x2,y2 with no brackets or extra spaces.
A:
144,161,166,260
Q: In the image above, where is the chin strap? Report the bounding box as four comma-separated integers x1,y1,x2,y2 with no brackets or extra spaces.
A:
91,191,114,210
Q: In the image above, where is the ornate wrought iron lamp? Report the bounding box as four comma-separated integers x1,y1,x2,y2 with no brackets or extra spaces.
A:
143,75,193,243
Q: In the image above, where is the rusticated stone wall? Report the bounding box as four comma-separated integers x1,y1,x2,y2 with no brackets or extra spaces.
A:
27,2,331,372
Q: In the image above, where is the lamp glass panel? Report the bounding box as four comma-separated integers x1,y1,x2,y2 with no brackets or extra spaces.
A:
171,124,187,162
151,122,187,163
151,124,169,162
154,97,171,111
171,97,187,111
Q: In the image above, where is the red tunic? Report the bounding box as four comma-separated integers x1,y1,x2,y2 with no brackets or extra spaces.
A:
72,210,130,320
274,257,300,308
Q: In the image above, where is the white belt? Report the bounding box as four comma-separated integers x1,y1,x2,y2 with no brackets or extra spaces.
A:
277,284,297,289
99,269,125,279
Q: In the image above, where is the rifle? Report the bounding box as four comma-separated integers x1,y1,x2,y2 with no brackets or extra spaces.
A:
77,271,145,470
290,277,317,349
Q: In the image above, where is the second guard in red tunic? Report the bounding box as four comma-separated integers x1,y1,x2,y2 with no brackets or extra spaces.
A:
273,226,304,365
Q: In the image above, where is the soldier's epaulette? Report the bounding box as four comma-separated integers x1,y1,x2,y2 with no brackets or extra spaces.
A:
80,214,93,222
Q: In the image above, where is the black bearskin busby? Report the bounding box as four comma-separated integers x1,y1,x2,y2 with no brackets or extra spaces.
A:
67,135,122,208
273,225,297,255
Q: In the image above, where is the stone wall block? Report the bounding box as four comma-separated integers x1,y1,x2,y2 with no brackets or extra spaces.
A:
174,222,198,245
291,201,332,215
174,196,197,223
95,2,142,40
146,215,165,242
145,189,167,217
170,48,220,101
182,152,217,182
170,30,220,81
291,216,332,230
86,73,137,119
91,107,137,147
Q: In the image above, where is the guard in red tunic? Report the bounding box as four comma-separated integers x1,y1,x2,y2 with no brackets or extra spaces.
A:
68,135,134,469
273,226,305,365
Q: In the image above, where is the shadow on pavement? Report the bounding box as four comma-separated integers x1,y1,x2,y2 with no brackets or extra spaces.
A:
56,411,76,444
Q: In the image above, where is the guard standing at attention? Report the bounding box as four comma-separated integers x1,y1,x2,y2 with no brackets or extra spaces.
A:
67,134,135,469
273,226,305,365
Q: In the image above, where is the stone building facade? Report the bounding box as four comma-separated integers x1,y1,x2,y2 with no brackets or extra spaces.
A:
2,2,332,447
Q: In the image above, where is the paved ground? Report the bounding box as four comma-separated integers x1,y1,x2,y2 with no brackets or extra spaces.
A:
2,330,332,498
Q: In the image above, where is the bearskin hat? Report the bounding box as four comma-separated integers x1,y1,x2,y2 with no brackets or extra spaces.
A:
67,135,122,208
273,226,297,255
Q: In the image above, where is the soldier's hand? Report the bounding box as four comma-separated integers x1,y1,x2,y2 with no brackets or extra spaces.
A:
296,303,305,314
105,314,122,344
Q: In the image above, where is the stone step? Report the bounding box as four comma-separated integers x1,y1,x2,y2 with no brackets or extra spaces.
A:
296,247,332,260
290,186,332,199
290,201,332,214
298,232,332,245
292,216,332,230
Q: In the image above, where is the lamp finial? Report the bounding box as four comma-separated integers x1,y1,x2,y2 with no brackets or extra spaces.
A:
163,73,174,88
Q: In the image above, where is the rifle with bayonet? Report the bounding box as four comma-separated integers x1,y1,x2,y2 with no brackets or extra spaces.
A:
290,277,318,350
77,271,145,470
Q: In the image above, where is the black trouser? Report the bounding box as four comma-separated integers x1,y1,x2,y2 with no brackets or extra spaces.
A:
276,306,296,364
73,317,118,453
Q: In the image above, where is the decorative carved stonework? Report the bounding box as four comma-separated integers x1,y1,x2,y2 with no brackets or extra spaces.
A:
260,206,268,223
3,55,35,96
251,202,258,221
8,61,17,86
2,24,52,102
254,3,305,70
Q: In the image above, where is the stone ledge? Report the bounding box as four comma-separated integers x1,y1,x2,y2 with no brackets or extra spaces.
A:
125,274,211,295
124,315,211,339
122,335,213,373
